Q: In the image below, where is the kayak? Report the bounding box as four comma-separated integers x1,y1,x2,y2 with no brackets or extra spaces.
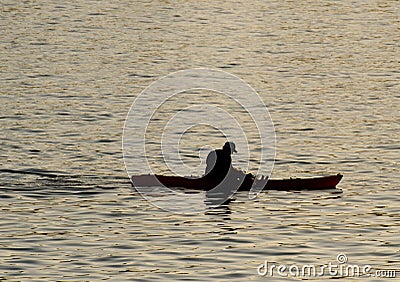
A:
131,174,343,191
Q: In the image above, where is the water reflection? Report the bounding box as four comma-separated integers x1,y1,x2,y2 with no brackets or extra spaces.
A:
1,0,399,279
205,196,233,218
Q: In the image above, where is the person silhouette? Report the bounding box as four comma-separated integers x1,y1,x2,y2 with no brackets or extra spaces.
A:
204,142,237,183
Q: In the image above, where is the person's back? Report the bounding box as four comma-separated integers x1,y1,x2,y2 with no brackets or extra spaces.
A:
204,142,236,182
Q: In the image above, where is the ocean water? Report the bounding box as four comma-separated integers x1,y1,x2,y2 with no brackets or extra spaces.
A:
1,0,399,280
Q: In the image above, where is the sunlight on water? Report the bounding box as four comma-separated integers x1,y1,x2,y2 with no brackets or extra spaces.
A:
1,0,399,280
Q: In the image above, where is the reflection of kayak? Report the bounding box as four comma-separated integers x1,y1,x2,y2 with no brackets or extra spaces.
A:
131,174,343,191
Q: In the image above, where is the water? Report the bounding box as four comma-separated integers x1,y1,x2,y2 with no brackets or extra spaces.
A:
1,0,399,280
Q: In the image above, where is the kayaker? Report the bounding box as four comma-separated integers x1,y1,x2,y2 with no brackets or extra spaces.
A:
205,141,237,182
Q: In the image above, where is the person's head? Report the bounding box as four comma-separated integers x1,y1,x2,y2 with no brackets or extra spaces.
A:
223,141,237,154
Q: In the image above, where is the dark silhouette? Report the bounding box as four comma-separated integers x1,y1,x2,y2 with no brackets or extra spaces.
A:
204,142,237,183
